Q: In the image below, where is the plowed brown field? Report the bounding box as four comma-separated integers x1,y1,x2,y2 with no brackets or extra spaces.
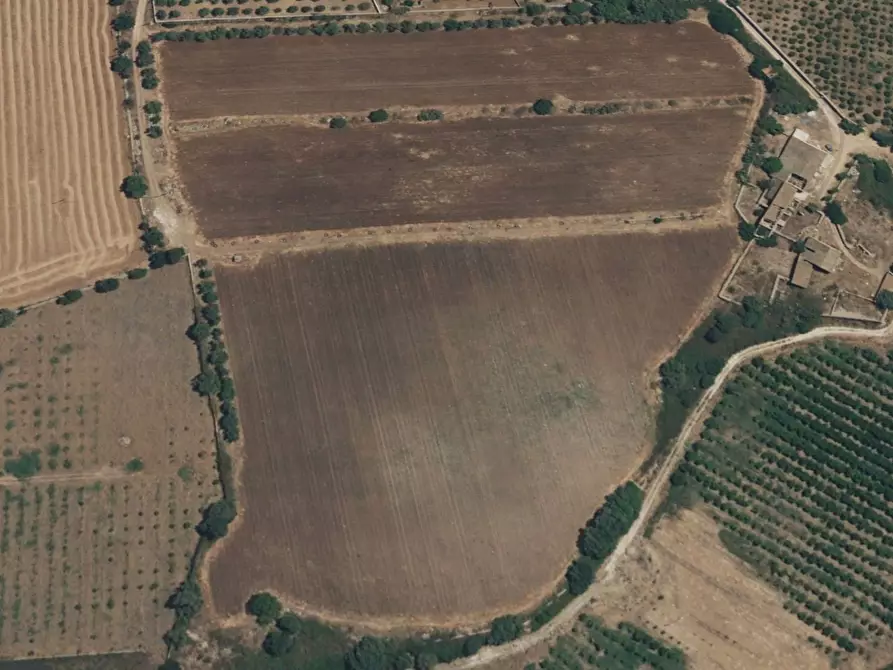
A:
0,0,138,308
159,23,753,120
208,229,738,625
179,107,751,239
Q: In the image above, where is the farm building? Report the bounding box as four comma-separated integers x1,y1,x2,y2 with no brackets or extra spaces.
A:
776,129,832,190
790,256,815,288
788,237,841,288
802,237,841,273
759,179,800,232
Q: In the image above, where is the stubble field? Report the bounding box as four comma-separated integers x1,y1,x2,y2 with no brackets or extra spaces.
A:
0,0,139,308
207,229,738,624
159,23,753,121
0,267,217,659
178,107,751,239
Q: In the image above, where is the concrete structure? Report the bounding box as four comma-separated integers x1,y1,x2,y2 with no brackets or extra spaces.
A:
802,237,841,273
790,256,815,288
777,129,832,190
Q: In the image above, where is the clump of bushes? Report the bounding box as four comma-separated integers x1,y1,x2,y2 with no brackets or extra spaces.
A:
532,98,555,116
417,109,444,122
368,109,389,123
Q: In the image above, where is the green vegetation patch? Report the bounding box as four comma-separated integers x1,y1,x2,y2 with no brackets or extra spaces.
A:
855,155,893,216
650,292,822,472
528,615,686,670
662,342,893,657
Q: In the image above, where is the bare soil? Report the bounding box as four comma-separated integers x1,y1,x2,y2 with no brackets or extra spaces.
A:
207,229,738,627
0,0,140,308
0,266,218,659
176,108,751,239
592,508,832,670
158,23,754,120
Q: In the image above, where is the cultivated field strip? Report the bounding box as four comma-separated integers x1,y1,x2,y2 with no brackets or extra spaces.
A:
674,342,893,659
0,267,218,659
0,0,137,307
208,230,737,623
0,477,200,658
178,107,751,239
159,23,754,120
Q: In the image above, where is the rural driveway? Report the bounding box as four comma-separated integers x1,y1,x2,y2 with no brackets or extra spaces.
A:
448,317,892,670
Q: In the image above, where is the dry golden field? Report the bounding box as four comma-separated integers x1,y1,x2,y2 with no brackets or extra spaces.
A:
0,0,139,308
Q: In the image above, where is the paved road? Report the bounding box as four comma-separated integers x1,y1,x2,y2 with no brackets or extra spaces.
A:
449,317,892,669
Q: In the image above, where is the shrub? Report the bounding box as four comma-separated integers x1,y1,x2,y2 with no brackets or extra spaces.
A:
487,615,522,645
121,174,148,199
824,200,848,225
246,592,283,625
263,630,295,657
330,116,348,129
127,268,149,280
125,458,144,473
197,499,237,541
111,13,135,31
276,612,302,634
577,482,643,564
565,556,596,595
0,309,16,328
532,98,555,115
876,289,893,311
762,156,783,175
4,450,41,479
94,278,120,293
56,289,83,306
187,321,211,342
144,100,163,115
417,109,444,122
147,125,163,139
110,54,133,77
368,109,389,123
192,370,221,397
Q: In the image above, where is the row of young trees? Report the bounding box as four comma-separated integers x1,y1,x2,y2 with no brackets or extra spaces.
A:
532,615,685,670
668,344,893,655
164,261,241,662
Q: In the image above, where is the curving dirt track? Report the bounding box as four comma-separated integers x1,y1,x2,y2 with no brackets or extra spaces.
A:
0,0,139,308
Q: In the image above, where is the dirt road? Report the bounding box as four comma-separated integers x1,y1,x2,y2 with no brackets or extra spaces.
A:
447,318,892,670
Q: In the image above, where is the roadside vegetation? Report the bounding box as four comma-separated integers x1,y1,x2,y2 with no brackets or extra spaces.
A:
648,292,823,472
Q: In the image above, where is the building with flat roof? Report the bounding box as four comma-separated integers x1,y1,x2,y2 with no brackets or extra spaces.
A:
802,237,841,273
777,129,831,190
790,255,815,288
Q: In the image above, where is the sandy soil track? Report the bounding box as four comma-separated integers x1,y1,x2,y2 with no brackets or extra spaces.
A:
0,0,139,308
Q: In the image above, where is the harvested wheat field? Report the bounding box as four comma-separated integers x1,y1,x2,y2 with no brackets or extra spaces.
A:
178,107,751,239
0,266,218,659
592,509,831,670
0,0,139,308
208,229,738,625
159,23,753,120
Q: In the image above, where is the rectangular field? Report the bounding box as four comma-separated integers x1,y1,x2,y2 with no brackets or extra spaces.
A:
178,107,751,239
0,0,139,308
208,229,738,623
0,266,218,659
159,23,754,121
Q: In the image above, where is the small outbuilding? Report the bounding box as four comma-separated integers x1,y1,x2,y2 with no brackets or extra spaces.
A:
790,256,815,288
801,237,841,273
